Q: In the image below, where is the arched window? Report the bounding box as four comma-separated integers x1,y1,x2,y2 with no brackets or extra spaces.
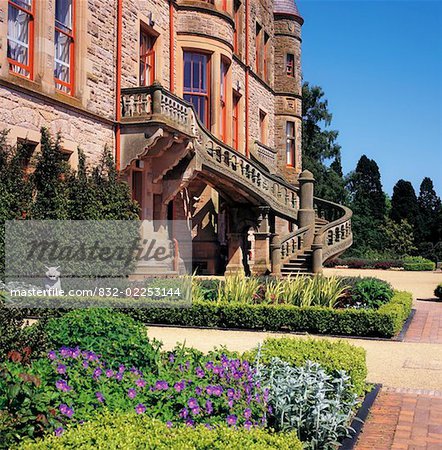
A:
183,51,210,127
286,121,296,167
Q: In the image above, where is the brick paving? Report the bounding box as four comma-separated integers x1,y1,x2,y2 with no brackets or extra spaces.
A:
355,388,442,450
404,300,442,344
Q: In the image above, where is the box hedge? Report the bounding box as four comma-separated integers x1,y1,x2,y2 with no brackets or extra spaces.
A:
125,291,413,339
244,337,367,397
20,412,303,450
435,283,442,300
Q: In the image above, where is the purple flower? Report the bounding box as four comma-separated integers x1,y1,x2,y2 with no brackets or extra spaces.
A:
127,388,137,399
105,369,114,378
155,380,169,390
179,408,189,419
72,348,81,358
135,403,146,414
195,367,204,378
118,365,126,373
206,385,214,396
115,373,123,381
48,351,57,360
191,406,201,416
59,404,74,418
95,392,105,403
185,419,194,427
205,423,213,430
54,427,64,436
174,381,185,393
82,360,89,368
195,386,203,396
205,361,214,370
188,397,198,409
205,399,213,414
227,388,235,398
226,414,237,426
59,347,71,358
166,421,173,428
212,385,223,397
244,420,252,430
135,378,146,388
228,399,234,408
168,353,175,363
55,380,71,392
56,364,66,374
263,389,269,403
268,405,273,414
93,368,102,379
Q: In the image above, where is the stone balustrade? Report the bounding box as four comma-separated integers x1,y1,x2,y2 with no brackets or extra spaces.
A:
253,141,278,171
280,226,310,262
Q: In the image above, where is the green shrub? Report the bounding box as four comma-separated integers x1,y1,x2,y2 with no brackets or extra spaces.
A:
245,337,367,397
349,278,394,309
44,309,161,370
124,291,413,339
403,256,436,271
435,283,442,300
257,359,358,449
19,412,303,450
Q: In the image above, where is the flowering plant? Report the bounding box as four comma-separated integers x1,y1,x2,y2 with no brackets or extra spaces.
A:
43,344,269,435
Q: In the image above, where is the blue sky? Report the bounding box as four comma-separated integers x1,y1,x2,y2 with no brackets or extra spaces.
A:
298,0,442,196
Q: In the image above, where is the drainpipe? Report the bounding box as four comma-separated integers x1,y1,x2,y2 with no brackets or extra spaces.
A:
244,0,249,157
169,1,175,93
115,0,123,171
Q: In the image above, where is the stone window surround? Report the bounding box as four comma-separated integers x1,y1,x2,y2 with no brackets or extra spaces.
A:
176,35,240,151
3,124,79,169
0,0,89,107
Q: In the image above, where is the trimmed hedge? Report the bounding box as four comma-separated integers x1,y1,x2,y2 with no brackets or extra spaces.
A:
126,291,413,338
402,256,436,271
20,413,303,450
244,337,367,397
435,283,442,300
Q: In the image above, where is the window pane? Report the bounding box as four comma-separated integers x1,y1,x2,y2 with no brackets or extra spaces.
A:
10,0,32,11
7,6,29,64
54,30,71,85
55,0,72,31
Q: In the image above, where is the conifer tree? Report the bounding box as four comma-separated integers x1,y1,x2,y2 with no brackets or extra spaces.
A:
390,180,419,228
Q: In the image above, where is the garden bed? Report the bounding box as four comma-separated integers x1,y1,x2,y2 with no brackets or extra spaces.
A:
127,291,413,338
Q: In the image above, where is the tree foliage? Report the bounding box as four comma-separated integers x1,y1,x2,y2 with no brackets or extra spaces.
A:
302,82,346,203
390,180,419,228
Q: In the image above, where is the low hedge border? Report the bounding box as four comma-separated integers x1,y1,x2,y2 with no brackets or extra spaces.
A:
126,291,413,339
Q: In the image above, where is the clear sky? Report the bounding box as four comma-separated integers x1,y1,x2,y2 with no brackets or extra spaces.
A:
297,0,442,196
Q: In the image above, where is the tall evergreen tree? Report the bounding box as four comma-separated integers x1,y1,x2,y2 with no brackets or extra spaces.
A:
390,180,419,228
302,82,346,204
345,155,387,254
30,128,70,219
416,177,441,244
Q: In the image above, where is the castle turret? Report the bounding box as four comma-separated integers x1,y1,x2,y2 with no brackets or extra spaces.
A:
273,0,303,184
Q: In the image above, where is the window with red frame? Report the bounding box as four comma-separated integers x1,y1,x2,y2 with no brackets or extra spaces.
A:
263,32,269,82
7,0,34,79
233,1,240,54
259,110,267,145
286,121,296,167
286,53,295,77
139,28,156,86
220,59,229,142
221,0,227,11
54,0,75,95
255,23,262,74
232,91,241,150
183,51,210,127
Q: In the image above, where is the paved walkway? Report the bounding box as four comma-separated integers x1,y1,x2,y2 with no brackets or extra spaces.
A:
147,269,442,449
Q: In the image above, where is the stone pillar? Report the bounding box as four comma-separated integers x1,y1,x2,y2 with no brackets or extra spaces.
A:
252,207,271,276
270,234,281,277
311,242,323,274
298,169,316,247
152,82,162,116
225,233,245,276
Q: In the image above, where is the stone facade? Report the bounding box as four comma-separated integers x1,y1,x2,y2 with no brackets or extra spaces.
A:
0,0,334,276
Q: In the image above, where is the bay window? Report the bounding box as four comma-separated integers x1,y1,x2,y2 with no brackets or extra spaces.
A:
183,51,210,127
286,121,296,167
54,0,75,94
7,0,34,79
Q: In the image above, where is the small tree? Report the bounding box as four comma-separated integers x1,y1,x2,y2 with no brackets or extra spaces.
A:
383,218,417,257
390,180,419,228
416,177,441,245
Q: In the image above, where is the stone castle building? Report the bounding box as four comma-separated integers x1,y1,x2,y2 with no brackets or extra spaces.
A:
0,0,352,276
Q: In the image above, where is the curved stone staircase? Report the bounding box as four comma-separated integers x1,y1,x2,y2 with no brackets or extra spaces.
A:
120,84,352,274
